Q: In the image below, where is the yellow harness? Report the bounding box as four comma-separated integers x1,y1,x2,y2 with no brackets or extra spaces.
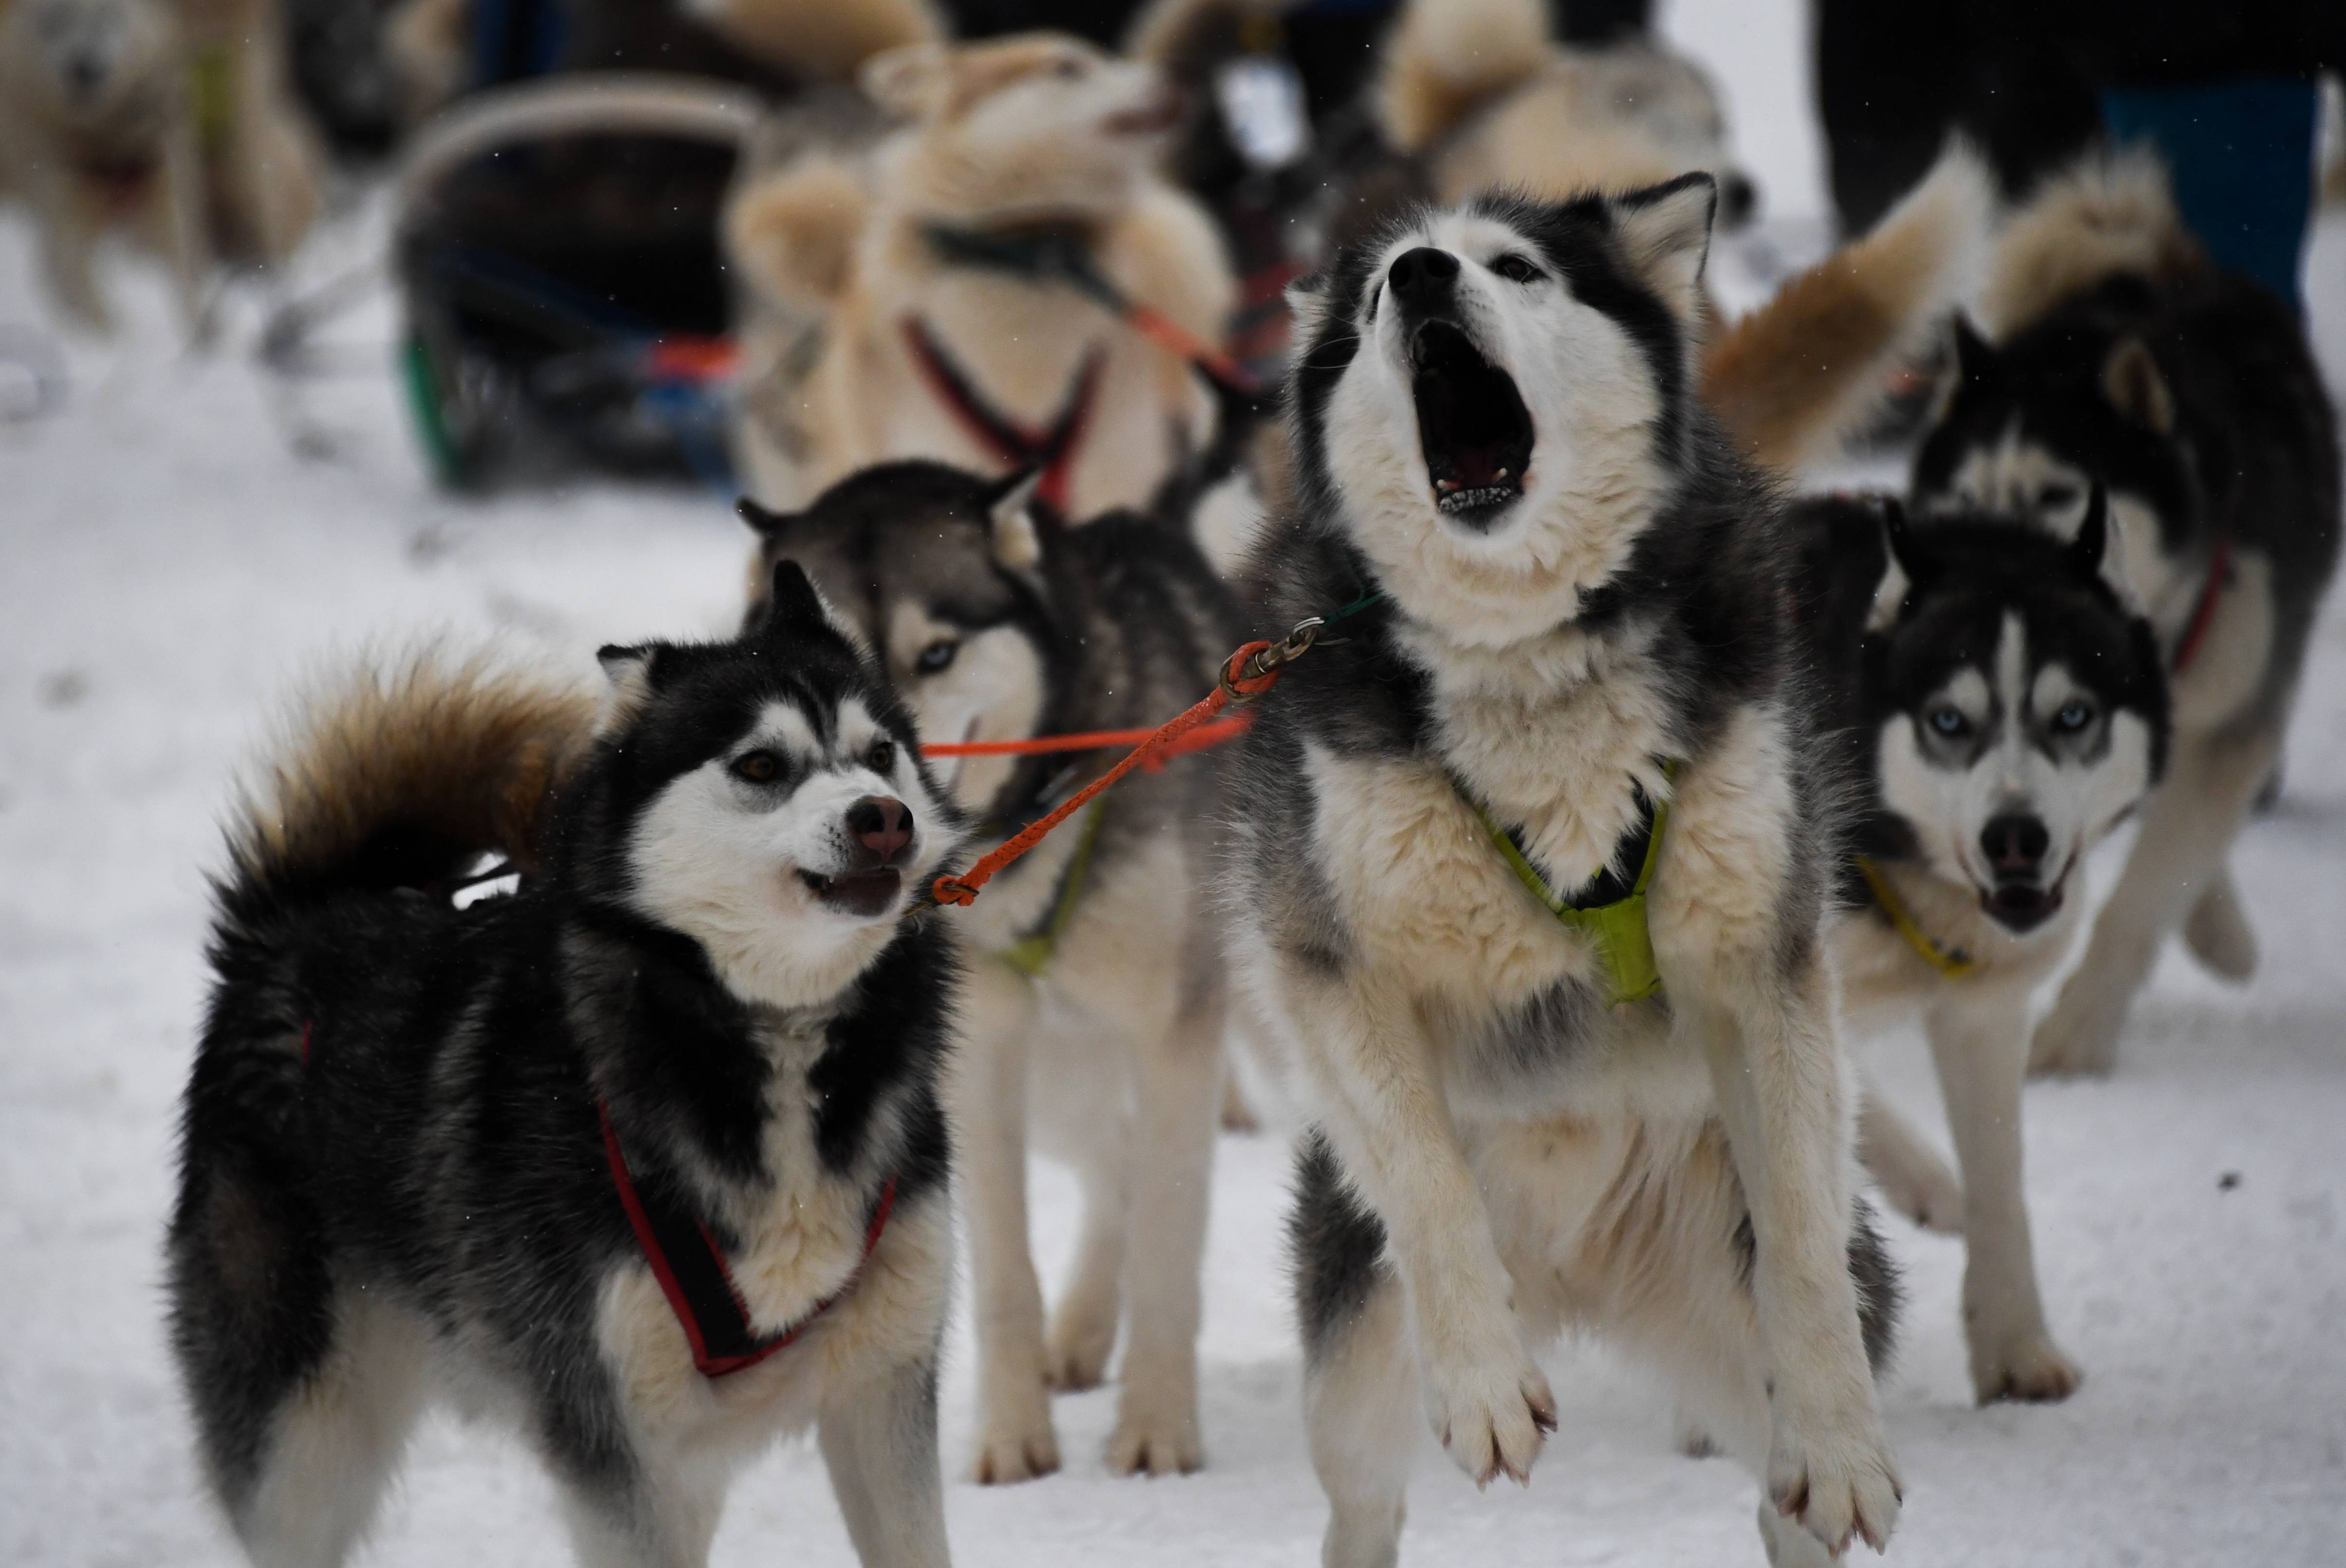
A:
995,801,1106,979
1470,767,1674,1008
1855,856,1977,979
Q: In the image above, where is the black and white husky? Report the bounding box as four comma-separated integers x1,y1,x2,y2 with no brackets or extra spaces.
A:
1912,151,2341,1076
1792,491,2169,1406
1227,178,1901,1568
168,569,962,1568
742,462,1244,1482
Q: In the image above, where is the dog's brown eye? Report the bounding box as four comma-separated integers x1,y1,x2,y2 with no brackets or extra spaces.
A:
867,740,897,774
732,750,780,783
1491,254,1543,284
916,639,958,674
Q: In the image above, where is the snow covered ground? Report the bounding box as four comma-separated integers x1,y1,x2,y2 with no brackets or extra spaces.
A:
5,39,2346,1568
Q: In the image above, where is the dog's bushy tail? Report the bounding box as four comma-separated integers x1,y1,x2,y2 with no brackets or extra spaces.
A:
1701,141,1995,474
216,650,597,930
1378,0,1549,153
1977,146,2198,339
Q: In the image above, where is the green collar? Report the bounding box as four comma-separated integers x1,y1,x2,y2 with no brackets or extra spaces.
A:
996,800,1107,979
1467,764,1674,1007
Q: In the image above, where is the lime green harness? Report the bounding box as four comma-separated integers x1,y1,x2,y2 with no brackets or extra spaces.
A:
995,801,1106,979
1468,766,1674,1007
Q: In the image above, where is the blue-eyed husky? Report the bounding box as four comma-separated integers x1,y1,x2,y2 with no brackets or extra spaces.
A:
1792,491,2170,1407
1228,177,1901,1567
167,567,962,1568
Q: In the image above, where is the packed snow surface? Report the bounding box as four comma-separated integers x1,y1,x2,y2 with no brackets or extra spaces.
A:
3,109,2345,1568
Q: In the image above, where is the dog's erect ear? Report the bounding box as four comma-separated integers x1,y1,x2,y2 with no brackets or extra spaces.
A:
1613,172,1716,321
762,559,834,635
1867,496,1928,630
2068,484,2109,576
596,645,658,735
982,470,1045,571
736,496,797,539
2100,336,2174,433
862,41,949,120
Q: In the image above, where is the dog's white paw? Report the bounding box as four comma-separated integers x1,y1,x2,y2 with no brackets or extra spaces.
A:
969,1390,1061,1485
1421,1329,1556,1488
1971,1330,2083,1405
2182,883,2258,982
1767,1400,1902,1556
2028,983,2126,1078
1044,1302,1117,1392
1105,1394,1203,1477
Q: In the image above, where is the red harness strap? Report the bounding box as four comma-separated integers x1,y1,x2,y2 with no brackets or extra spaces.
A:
901,316,1103,511
598,1100,897,1379
2170,536,2233,675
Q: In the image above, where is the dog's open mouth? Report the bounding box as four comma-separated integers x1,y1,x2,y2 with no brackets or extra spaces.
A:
1981,877,2065,934
800,868,902,919
1411,320,1533,524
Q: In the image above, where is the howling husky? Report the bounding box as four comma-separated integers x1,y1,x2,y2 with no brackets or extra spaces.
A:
167,578,963,1568
1226,177,1901,1567
1794,491,2169,1407
1912,150,2341,1076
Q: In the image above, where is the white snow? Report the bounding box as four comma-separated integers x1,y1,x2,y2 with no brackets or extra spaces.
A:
4,68,2346,1568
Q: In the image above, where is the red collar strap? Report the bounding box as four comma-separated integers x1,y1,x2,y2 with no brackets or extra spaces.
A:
2170,535,2233,675
598,1099,897,1379
901,316,1103,512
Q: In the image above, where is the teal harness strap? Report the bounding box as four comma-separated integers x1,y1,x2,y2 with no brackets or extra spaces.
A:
1469,765,1675,1007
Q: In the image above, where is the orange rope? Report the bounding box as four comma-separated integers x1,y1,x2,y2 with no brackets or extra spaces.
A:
932,644,1279,907
1124,303,1259,395
923,713,1253,764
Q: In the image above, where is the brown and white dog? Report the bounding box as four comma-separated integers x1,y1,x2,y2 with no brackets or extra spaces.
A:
725,29,1238,519
0,0,210,330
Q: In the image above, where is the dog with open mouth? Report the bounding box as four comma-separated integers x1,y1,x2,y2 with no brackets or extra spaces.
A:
167,572,965,1568
1792,489,2169,1409
1227,175,1904,1568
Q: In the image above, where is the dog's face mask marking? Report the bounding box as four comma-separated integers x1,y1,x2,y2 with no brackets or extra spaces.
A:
1869,503,2166,934
601,563,954,1008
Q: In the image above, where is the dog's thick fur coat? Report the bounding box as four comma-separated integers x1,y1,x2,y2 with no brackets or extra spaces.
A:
745,462,1244,1482
1231,180,1901,1567
168,595,963,1568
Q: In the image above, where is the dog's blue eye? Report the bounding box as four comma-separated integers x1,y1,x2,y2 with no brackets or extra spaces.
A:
732,749,781,783
916,640,958,674
1927,707,1970,738
2051,700,2093,733
867,740,897,774
1490,254,1543,284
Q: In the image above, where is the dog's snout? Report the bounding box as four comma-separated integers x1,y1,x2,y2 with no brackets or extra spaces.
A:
846,796,913,866
1388,247,1460,311
1980,813,2050,878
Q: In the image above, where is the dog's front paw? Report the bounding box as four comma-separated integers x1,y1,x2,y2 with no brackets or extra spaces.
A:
1971,1331,2082,1405
969,1391,1061,1485
1421,1332,1556,1488
2182,883,2258,982
1874,1154,1964,1236
1767,1400,1902,1556
2027,984,2126,1078
1105,1394,1203,1477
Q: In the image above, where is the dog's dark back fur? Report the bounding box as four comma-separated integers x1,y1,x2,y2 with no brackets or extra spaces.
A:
169,606,957,1513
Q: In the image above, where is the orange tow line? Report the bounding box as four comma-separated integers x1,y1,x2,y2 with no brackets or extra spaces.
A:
926,624,1319,909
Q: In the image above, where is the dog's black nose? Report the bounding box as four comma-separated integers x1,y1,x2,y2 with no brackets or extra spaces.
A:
1388,247,1460,311
845,796,913,866
1980,813,2050,877
1717,170,1758,229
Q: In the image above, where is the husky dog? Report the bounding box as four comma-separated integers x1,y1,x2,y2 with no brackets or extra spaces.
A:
0,0,210,331
1913,151,2341,1076
1229,177,1902,1568
169,0,323,266
743,461,1243,1481
1793,491,2169,1406
725,29,1237,520
168,579,962,1568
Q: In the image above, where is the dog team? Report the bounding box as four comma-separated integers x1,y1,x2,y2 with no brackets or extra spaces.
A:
142,0,2338,1565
